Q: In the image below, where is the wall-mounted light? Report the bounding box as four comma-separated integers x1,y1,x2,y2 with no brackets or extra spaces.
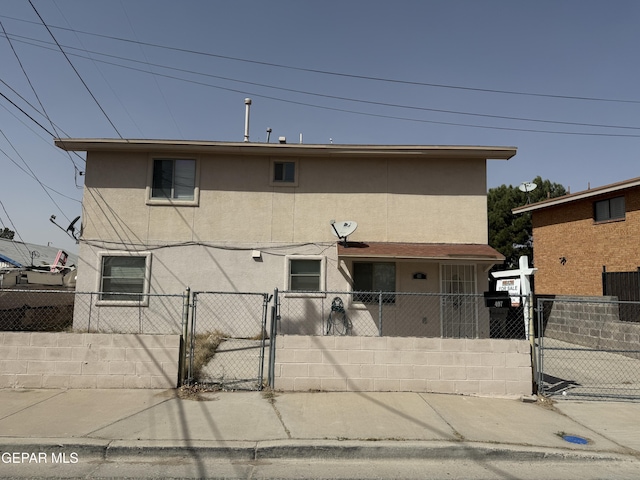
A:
252,250,262,261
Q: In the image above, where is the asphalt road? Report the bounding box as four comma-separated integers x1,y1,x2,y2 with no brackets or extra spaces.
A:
2,453,640,479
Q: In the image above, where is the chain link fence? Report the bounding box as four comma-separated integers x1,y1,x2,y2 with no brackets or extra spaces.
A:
536,297,640,401
187,291,270,390
0,288,187,334
276,291,527,339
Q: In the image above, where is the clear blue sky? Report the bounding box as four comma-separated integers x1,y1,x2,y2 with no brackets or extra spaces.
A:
1,1,639,253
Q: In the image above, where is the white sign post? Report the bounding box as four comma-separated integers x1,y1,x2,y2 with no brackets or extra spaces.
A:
491,255,537,341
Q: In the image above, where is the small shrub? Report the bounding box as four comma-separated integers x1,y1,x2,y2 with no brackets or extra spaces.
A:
190,330,226,382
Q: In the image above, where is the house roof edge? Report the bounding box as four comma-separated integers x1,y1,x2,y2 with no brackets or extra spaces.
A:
54,138,516,160
513,176,640,214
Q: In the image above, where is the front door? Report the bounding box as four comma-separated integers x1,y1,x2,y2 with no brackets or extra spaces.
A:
441,264,477,338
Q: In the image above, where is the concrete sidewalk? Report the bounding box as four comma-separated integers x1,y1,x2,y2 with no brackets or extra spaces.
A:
0,388,639,463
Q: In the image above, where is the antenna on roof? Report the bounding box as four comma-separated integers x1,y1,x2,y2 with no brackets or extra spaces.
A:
518,181,538,204
330,220,358,247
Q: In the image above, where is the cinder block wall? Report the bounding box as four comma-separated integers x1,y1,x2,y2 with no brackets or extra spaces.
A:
543,298,640,359
0,332,180,389
274,335,532,397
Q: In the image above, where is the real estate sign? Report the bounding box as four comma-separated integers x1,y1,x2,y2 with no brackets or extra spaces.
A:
496,278,521,307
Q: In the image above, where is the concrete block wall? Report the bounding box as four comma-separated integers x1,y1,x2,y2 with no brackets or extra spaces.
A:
543,298,640,359
274,335,532,397
0,332,180,389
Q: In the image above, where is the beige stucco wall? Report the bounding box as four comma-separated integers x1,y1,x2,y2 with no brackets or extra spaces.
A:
81,152,488,245
73,149,496,333
274,335,532,396
0,332,180,389
73,240,494,336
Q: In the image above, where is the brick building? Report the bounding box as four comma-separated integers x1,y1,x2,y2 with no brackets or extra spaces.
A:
513,176,640,296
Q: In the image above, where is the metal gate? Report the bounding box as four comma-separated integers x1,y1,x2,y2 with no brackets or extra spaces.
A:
602,269,640,323
187,291,270,391
536,296,640,401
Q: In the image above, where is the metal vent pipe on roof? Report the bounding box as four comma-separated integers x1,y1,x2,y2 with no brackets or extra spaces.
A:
243,98,252,142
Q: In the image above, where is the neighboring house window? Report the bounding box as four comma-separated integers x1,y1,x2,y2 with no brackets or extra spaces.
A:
270,159,298,186
353,262,396,303
98,252,151,304
150,158,196,201
285,256,326,292
594,196,625,222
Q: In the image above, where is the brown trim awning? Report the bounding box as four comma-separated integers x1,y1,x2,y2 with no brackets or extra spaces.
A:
336,242,505,262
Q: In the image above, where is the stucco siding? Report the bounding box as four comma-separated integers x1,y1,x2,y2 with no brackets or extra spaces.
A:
82,151,488,246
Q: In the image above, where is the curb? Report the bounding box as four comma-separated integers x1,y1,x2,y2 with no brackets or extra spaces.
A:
0,438,633,463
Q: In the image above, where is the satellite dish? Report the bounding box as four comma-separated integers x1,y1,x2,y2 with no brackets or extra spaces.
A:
50,214,82,243
67,216,81,242
330,220,357,246
519,182,538,204
67,216,80,234
519,182,537,193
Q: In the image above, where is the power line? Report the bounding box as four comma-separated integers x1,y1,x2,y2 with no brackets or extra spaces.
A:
0,128,73,223
0,18,83,177
2,13,640,105
117,0,183,138
0,142,81,202
0,78,86,165
51,0,146,138
27,1,124,139
59,56,640,138
0,199,32,260
5,32,640,138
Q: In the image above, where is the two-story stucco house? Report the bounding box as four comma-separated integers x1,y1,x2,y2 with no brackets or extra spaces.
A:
55,139,515,336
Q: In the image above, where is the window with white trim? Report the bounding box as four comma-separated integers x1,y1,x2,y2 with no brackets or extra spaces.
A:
98,252,151,304
289,259,321,291
286,256,325,292
594,196,625,222
150,158,197,201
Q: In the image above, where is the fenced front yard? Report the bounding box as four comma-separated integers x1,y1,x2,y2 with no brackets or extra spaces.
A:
1,288,533,396
276,290,527,339
537,296,640,401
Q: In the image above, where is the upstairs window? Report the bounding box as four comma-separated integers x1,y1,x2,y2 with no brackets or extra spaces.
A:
270,159,298,186
151,158,196,201
274,161,295,182
594,196,625,222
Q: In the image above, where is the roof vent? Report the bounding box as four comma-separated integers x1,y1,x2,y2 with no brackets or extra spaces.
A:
279,136,287,144
243,98,251,142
